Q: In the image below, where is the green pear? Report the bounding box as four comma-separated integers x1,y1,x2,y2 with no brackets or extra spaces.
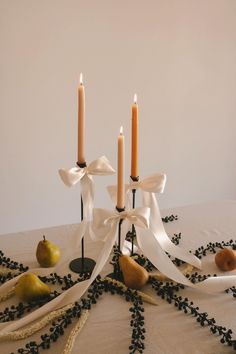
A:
119,255,149,290
36,235,61,267
15,273,51,302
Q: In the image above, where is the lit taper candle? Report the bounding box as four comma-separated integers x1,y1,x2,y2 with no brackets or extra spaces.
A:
131,94,138,179
117,126,125,209
78,73,85,164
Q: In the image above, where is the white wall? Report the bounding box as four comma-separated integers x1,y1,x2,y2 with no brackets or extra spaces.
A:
1,0,236,234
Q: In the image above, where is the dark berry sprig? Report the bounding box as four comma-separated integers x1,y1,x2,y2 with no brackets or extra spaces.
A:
171,233,182,245
39,272,90,291
103,278,145,354
128,295,145,354
0,292,60,323
133,254,155,272
0,272,23,285
162,215,178,223
150,278,236,350
0,273,90,323
14,277,104,354
0,250,28,273
194,240,236,259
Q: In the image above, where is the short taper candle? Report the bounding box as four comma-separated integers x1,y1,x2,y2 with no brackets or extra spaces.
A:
78,73,86,164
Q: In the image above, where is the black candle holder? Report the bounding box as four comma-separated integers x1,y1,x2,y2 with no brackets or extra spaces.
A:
126,175,139,255
116,206,125,252
106,205,125,280
69,161,96,274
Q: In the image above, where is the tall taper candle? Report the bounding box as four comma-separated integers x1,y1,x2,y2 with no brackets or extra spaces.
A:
131,94,138,178
117,126,125,209
78,73,85,164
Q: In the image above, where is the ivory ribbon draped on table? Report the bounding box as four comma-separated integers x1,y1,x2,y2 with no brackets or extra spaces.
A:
1,172,236,334
107,173,201,268
0,208,150,333
1,202,236,334
107,173,236,292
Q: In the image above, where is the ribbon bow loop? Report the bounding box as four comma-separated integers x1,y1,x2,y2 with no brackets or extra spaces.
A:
87,156,115,176
92,207,150,243
59,156,115,219
58,166,85,187
130,173,166,193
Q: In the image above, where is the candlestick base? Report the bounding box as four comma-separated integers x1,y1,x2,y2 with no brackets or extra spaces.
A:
69,257,96,274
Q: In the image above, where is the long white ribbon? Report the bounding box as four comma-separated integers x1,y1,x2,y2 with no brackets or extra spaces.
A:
107,174,236,291
0,208,149,333
136,226,236,293
107,173,201,269
59,156,115,219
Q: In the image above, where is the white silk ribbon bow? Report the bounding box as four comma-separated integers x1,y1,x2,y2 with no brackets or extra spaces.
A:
59,156,115,219
107,173,166,205
92,207,150,246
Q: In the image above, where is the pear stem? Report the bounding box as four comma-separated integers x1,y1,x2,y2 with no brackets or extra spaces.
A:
43,235,46,241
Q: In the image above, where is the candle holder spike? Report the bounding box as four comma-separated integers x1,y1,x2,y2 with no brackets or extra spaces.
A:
69,161,96,274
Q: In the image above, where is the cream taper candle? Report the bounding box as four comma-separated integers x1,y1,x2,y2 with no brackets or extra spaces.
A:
131,94,138,179
117,126,125,209
78,73,85,164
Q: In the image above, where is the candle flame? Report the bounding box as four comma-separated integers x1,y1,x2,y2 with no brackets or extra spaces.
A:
134,94,137,104
120,126,123,135
80,73,83,85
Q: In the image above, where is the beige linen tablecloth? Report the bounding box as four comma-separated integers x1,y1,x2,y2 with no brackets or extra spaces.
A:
0,200,236,354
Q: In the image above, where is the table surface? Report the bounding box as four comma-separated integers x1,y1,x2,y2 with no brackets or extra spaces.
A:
1,200,236,354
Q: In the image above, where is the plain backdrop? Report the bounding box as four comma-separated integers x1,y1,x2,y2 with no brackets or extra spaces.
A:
1,0,236,235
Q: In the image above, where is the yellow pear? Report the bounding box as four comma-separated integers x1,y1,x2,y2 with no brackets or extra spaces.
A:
36,235,61,267
119,255,149,290
15,273,51,302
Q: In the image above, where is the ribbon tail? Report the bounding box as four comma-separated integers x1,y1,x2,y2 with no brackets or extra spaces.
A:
120,219,130,251
142,191,201,270
136,227,236,293
81,174,94,220
193,275,236,293
136,227,193,287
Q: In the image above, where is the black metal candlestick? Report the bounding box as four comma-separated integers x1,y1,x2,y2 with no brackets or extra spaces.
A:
127,176,139,255
69,162,96,274
107,206,125,280
116,206,125,252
